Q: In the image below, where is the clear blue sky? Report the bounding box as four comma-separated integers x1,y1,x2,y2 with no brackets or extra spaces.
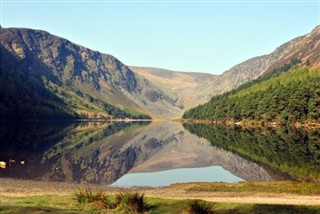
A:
1,0,319,74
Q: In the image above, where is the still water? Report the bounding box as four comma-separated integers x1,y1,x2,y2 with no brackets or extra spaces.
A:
0,121,319,186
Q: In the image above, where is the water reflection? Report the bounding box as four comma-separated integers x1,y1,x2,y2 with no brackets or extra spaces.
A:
0,121,150,184
1,121,311,186
183,123,320,182
112,166,243,187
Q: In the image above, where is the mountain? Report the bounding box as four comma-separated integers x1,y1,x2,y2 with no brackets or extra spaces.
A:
0,41,76,119
183,62,320,124
186,25,320,106
0,28,183,119
183,26,320,123
131,26,320,117
129,66,214,111
0,26,319,119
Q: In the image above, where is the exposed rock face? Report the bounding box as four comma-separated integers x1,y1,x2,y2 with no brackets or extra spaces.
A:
0,28,137,91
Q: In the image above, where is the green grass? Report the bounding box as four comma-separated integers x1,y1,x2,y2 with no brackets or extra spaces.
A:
0,195,79,213
123,107,151,119
175,181,320,195
49,82,103,113
1,191,320,214
1,200,319,214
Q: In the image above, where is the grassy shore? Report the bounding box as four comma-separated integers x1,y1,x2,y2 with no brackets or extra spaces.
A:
1,195,320,214
1,180,320,213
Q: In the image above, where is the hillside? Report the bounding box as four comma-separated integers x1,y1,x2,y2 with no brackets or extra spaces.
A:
0,42,77,119
129,66,214,111
183,25,320,123
0,28,182,119
132,25,320,117
0,26,319,119
183,65,320,125
187,25,320,106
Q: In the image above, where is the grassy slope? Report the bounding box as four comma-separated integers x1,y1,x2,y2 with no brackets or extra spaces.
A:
46,81,151,119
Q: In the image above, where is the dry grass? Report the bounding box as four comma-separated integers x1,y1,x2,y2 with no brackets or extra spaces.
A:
174,181,320,195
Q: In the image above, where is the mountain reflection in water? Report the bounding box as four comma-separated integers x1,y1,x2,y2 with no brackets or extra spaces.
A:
2,121,316,186
183,123,320,182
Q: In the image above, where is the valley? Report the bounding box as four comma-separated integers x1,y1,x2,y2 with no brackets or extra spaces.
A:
1,16,320,214
1,25,319,120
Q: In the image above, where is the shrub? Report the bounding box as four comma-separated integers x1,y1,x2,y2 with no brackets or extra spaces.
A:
115,192,145,213
185,200,214,214
74,188,146,213
75,187,115,209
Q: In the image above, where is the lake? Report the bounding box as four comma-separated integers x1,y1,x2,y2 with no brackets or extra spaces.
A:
0,121,319,187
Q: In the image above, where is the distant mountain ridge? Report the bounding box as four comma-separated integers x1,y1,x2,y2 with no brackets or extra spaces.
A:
129,66,214,112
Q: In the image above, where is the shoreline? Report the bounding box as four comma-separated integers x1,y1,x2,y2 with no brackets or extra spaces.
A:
179,118,320,130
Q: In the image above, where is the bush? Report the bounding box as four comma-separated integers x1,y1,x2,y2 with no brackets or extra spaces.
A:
115,192,145,213
185,200,214,214
75,187,115,209
74,188,145,213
